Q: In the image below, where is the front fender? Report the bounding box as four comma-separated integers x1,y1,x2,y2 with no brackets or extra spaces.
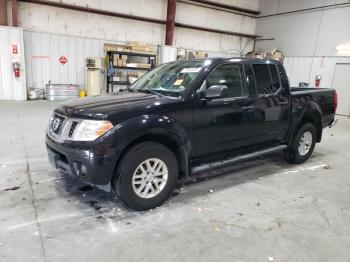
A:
115,115,191,150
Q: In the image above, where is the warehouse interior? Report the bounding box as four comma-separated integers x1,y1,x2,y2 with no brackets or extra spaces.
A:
1,0,350,261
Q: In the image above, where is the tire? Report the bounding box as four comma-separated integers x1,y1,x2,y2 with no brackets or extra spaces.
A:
115,141,178,211
284,122,317,164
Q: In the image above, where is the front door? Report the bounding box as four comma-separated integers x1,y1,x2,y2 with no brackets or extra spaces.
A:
192,63,257,158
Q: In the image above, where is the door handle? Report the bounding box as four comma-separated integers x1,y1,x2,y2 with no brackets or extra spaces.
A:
241,105,254,110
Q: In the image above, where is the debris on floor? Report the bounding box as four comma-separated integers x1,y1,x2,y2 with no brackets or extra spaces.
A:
3,186,21,191
214,227,220,232
323,164,331,169
197,207,213,213
268,257,274,262
209,189,214,193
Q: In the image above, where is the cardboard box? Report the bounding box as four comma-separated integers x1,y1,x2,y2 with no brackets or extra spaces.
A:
104,44,127,52
127,41,155,52
137,72,146,78
126,63,151,68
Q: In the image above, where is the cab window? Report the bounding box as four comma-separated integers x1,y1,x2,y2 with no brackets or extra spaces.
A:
207,64,247,98
252,63,281,95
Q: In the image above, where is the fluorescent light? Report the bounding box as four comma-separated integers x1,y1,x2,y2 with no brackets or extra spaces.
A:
336,44,350,51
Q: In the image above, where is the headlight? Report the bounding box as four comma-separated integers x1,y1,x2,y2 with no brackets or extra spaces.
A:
71,120,113,141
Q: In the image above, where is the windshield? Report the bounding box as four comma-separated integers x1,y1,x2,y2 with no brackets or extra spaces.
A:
129,60,209,96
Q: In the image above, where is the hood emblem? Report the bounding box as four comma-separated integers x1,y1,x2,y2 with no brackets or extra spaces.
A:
52,118,62,132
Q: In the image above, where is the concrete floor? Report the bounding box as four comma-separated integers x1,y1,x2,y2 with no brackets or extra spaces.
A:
0,100,350,262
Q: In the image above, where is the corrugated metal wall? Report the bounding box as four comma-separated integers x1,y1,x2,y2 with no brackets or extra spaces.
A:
23,30,241,91
23,30,129,90
0,26,27,100
284,56,350,88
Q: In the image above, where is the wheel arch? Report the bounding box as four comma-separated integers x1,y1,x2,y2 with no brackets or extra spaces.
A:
111,115,191,188
287,101,323,145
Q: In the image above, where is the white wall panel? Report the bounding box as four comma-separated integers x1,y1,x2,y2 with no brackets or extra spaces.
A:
0,26,27,100
257,1,350,56
17,1,257,53
284,56,350,88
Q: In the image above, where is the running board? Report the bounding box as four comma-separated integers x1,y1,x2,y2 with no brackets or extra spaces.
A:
191,145,287,175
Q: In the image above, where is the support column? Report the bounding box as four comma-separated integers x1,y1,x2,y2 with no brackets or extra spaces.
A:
165,0,176,46
0,0,8,26
12,0,17,26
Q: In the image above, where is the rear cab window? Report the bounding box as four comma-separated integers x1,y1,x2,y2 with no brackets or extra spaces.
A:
252,63,281,95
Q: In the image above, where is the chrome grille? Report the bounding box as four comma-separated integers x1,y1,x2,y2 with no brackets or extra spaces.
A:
48,114,81,142
68,121,78,137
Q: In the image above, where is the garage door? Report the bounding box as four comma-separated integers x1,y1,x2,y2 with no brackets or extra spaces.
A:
332,63,350,116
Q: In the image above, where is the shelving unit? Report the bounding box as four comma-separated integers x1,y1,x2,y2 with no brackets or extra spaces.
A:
106,50,157,93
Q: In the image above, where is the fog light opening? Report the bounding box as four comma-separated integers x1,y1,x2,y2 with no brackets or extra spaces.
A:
73,162,87,177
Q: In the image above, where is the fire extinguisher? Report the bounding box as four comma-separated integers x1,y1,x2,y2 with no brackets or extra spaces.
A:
315,74,321,87
12,62,20,78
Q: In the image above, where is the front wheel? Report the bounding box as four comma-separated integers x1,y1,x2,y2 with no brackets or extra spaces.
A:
284,122,316,164
115,142,178,211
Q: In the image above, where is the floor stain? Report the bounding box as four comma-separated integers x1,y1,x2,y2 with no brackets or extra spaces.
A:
4,186,21,191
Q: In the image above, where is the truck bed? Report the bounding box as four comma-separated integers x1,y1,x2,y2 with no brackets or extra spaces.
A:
291,87,336,128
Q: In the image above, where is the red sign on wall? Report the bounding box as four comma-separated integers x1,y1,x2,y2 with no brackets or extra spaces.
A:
12,44,18,54
59,55,68,65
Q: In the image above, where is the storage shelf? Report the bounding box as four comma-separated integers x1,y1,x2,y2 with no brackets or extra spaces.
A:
110,51,157,58
112,81,130,85
107,49,156,93
113,66,151,71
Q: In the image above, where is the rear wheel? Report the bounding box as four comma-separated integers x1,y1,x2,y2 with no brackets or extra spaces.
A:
284,122,316,164
115,142,178,211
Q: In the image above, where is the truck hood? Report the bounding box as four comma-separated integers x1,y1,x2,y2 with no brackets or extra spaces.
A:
54,92,180,121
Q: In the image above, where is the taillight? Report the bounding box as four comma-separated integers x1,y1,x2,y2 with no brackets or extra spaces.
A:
333,91,338,113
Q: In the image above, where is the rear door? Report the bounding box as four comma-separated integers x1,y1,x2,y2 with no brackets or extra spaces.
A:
252,62,290,142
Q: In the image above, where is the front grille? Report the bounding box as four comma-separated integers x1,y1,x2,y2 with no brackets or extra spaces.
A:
68,121,78,137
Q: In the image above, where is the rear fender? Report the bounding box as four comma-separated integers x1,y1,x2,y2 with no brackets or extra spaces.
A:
286,101,323,146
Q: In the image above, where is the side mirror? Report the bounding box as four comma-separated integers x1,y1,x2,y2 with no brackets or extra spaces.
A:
205,85,227,99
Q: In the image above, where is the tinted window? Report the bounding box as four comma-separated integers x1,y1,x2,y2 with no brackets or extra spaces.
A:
253,64,281,94
269,64,281,92
207,64,247,98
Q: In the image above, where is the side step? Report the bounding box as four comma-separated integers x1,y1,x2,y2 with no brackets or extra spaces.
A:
191,145,287,175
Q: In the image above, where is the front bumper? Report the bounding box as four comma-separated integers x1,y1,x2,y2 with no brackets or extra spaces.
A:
46,135,117,186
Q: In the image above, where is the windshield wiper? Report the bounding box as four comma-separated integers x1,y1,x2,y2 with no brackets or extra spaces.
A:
135,89,163,96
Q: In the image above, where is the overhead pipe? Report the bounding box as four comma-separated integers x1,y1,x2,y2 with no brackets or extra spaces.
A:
185,0,260,15
0,0,8,26
165,0,177,45
17,0,259,39
12,0,18,26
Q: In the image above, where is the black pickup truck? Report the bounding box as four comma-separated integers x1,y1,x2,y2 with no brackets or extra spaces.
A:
46,58,337,210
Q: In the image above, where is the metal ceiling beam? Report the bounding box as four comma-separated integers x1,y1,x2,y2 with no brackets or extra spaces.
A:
185,0,260,15
17,0,259,39
175,23,259,39
18,0,165,24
